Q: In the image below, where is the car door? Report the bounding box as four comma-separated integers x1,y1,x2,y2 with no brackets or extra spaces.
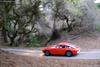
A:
51,45,66,55
57,45,67,55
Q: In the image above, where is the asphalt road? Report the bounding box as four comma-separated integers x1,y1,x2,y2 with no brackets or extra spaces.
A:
1,48,100,59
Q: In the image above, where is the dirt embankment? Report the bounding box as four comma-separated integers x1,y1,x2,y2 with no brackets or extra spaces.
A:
0,49,100,67
70,32,100,49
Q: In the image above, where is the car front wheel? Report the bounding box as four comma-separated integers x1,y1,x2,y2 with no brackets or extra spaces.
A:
65,51,73,57
44,51,50,56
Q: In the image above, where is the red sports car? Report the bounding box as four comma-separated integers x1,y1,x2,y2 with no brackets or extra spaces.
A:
42,41,80,57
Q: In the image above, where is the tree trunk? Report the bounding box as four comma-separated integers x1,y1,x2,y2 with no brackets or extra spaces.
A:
66,19,73,32
2,27,8,43
9,38,14,46
44,18,61,46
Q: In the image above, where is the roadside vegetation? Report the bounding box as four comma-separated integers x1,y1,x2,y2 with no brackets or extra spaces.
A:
0,0,97,47
96,3,100,9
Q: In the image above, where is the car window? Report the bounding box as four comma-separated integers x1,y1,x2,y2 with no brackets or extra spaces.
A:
65,46,70,48
56,45,66,48
56,45,60,48
62,45,65,48
69,44,76,48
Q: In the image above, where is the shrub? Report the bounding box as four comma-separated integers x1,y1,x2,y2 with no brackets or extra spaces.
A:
26,36,42,47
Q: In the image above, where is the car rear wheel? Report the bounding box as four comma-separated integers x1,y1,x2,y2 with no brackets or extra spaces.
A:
44,51,50,56
65,51,73,57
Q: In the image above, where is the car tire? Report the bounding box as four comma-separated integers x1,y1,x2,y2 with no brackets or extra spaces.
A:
44,51,50,56
65,51,73,57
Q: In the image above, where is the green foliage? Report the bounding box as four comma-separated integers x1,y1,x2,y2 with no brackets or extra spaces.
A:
96,3,100,9
0,0,93,47
66,0,79,5
0,0,42,46
21,0,31,6
66,0,83,16
95,24,100,31
27,36,42,47
68,5,83,16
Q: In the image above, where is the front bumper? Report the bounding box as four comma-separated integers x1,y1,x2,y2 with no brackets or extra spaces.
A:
77,50,80,54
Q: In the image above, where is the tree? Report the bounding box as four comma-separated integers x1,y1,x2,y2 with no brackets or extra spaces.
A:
0,0,15,43
44,0,81,45
0,0,41,46
96,3,100,9
77,0,96,32
0,0,96,47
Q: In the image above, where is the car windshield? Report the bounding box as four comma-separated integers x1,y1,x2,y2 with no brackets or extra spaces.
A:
51,45,56,48
69,44,76,48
